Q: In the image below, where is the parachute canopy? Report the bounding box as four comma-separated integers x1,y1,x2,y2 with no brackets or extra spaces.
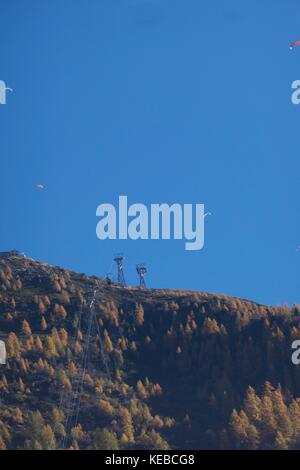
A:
290,40,300,50
36,184,45,190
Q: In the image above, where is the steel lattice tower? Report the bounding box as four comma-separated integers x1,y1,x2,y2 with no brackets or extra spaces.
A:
136,263,147,287
114,254,126,286
58,286,112,449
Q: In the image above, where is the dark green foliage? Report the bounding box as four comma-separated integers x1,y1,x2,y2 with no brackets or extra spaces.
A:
93,428,119,450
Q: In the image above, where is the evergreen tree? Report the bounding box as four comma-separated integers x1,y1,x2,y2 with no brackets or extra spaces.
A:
93,428,119,450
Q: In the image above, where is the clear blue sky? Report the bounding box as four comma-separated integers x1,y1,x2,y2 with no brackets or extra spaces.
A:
0,0,299,306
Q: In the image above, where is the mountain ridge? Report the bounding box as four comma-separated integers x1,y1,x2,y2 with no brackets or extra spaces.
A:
0,251,299,450
0,250,271,308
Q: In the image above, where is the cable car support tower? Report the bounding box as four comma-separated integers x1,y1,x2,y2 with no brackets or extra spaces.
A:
114,253,126,287
136,263,147,287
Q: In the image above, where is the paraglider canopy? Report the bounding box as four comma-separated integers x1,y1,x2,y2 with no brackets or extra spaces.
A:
36,183,45,190
290,40,300,50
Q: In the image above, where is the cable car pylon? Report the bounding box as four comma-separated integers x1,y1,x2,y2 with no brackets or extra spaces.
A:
113,253,126,286
136,263,147,287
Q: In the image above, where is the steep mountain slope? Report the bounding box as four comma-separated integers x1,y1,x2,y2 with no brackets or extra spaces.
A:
0,252,300,450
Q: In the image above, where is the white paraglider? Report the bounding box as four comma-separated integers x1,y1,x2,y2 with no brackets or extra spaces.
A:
36,183,45,190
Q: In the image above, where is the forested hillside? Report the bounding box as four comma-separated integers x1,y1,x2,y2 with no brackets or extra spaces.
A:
0,252,300,450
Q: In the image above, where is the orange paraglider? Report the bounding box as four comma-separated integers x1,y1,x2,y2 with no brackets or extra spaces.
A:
290,40,300,50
